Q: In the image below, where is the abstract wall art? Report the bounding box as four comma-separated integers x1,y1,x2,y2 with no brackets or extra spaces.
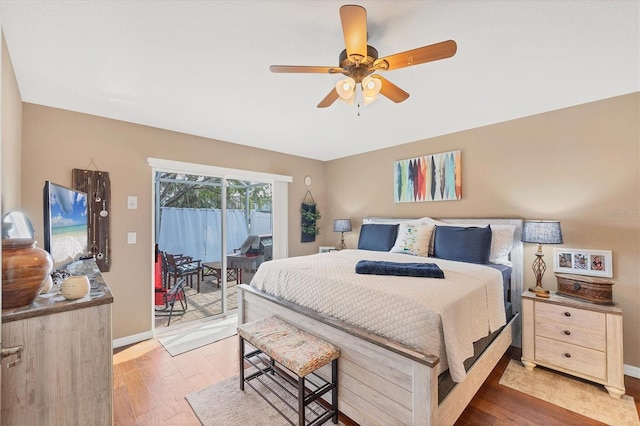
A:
393,150,461,203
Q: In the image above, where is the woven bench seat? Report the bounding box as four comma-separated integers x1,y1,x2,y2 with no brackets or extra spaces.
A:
238,316,340,377
238,316,340,426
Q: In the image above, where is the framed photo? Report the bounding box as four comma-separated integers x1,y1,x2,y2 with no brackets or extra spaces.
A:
319,246,335,253
553,248,612,278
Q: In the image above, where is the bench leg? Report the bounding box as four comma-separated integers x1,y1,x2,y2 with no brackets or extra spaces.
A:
298,376,305,426
332,359,338,424
239,337,245,391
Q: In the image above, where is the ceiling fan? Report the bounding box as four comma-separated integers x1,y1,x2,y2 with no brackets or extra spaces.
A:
270,4,457,109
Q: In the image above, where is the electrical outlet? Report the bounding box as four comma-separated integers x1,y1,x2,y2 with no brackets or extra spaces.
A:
127,196,138,209
127,232,136,244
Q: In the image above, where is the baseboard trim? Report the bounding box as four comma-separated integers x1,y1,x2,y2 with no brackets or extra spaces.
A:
624,363,640,379
113,330,153,349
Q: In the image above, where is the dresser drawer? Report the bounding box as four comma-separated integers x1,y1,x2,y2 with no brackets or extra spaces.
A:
535,301,605,333
535,336,607,380
535,320,606,351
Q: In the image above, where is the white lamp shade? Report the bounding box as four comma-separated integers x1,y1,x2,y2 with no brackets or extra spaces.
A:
361,76,381,105
336,77,356,101
362,76,381,97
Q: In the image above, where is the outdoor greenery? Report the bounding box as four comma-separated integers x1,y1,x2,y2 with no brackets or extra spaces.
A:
157,173,272,211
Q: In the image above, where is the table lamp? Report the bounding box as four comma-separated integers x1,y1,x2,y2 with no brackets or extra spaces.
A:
333,219,352,250
521,220,564,294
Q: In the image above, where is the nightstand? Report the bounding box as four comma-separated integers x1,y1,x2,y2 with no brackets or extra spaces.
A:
521,291,625,398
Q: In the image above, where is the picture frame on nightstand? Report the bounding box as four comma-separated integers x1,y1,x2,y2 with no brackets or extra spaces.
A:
553,248,612,278
319,246,336,253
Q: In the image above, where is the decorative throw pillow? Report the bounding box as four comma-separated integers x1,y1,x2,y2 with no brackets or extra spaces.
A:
390,223,434,256
357,224,399,251
488,225,516,266
433,225,493,264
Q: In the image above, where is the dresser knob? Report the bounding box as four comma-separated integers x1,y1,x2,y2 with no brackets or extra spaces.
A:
564,330,571,335
564,312,571,317
563,353,572,358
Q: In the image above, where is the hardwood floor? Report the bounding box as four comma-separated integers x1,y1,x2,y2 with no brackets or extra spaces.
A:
457,346,640,425
114,336,640,425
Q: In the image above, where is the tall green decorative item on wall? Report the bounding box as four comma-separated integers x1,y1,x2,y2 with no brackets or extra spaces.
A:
301,189,321,243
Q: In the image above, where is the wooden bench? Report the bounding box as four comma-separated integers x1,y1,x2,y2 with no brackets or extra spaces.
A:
238,316,340,426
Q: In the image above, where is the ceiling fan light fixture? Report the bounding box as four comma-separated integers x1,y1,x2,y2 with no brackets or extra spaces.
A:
362,93,378,106
336,76,356,100
361,75,382,99
270,5,457,110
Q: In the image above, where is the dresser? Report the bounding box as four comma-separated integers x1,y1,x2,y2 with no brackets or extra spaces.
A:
1,259,113,424
521,291,625,398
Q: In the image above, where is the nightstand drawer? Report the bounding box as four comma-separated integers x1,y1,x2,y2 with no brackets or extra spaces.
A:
535,336,607,380
535,320,606,351
535,300,605,333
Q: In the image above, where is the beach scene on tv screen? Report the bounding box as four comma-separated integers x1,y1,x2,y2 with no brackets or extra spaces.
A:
50,185,88,267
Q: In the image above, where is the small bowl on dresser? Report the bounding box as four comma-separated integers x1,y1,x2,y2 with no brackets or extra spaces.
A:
61,275,91,300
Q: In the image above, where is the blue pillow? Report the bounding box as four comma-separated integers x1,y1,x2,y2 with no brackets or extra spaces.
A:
357,224,399,252
433,225,492,264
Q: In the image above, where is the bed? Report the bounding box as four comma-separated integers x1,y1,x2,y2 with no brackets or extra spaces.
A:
237,218,523,425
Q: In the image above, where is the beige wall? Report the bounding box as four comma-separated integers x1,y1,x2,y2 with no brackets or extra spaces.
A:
20,104,327,340
326,93,640,369
1,31,22,213
11,82,640,369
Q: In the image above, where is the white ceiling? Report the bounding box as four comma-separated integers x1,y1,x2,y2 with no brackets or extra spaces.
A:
1,1,638,161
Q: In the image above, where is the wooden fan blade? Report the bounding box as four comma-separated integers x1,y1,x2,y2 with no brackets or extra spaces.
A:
375,40,457,71
372,75,410,103
270,65,336,74
340,5,367,58
317,88,340,108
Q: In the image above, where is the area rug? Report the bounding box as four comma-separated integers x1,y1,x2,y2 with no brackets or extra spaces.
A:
186,375,345,426
499,359,639,425
159,315,237,356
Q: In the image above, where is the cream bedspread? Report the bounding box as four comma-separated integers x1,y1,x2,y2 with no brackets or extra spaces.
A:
249,249,506,382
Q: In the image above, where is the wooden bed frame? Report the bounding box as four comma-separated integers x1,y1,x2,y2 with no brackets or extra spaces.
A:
237,218,523,425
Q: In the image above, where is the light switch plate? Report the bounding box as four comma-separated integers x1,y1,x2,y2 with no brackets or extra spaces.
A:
127,232,136,244
127,196,138,209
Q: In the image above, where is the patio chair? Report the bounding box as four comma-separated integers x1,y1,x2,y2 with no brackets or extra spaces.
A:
155,276,188,326
164,252,202,292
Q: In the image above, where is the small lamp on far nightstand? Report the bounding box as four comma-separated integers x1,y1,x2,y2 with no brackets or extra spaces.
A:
334,219,352,250
521,220,564,294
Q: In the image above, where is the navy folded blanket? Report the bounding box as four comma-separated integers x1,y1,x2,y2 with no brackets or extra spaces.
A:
355,260,445,279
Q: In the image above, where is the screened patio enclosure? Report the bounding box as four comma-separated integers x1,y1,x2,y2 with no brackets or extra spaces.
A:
149,160,289,329
157,207,271,262
155,173,273,263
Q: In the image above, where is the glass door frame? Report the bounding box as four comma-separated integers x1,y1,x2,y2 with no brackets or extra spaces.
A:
148,158,291,332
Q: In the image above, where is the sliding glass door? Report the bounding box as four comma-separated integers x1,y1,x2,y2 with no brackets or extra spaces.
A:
225,179,272,311
153,170,273,328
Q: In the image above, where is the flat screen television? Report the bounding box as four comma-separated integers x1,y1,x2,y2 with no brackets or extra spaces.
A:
43,181,89,270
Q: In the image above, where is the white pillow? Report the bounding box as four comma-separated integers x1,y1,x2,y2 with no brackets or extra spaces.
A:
488,225,516,266
390,223,434,257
